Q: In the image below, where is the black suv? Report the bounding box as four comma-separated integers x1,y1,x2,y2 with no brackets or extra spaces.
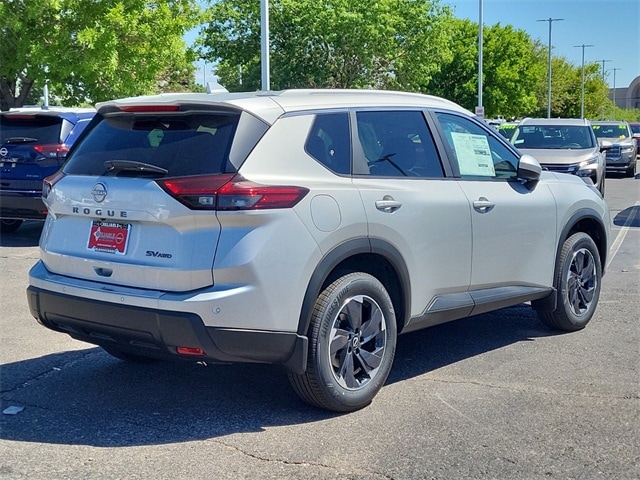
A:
0,107,95,233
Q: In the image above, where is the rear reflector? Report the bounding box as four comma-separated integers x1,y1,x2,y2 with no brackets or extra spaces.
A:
176,347,206,356
157,174,309,211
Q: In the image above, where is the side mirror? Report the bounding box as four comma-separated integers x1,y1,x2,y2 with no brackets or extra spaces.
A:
599,139,612,151
517,154,541,182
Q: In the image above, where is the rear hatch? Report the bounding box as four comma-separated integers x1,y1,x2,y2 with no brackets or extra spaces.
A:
40,103,269,292
0,114,68,193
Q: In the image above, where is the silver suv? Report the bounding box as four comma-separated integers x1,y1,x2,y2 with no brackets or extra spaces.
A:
592,121,637,177
510,118,606,195
27,90,610,412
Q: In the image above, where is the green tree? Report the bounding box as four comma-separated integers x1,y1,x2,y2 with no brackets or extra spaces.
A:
199,0,455,92
0,0,203,110
427,19,546,118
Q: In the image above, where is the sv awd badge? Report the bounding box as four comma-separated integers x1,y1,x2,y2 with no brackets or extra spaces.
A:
146,250,172,258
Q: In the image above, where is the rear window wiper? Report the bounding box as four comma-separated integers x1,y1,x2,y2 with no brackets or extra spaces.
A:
104,160,168,175
3,137,39,144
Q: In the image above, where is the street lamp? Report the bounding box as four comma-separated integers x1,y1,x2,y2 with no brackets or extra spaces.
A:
610,67,621,120
537,17,564,118
260,0,270,91
477,0,483,117
598,59,612,82
574,44,594,118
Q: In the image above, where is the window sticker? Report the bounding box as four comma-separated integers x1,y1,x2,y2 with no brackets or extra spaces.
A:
451,132,495,176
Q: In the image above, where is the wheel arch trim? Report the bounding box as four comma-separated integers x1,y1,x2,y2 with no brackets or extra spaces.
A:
296,237,411,337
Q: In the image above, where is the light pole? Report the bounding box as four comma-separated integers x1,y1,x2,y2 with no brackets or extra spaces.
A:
260,0,270,91
537,17,564,118
477,0,483,117
574,44,594,118
598,59,611,82
611,68,621,120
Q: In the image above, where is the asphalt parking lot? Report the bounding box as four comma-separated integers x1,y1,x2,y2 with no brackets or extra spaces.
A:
1,171,638,479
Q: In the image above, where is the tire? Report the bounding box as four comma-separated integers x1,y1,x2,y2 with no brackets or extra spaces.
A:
537,232,602,332
102,345,159,363
625,162,636,178
0,219,23,234
288,272,397,412
598,174,605,197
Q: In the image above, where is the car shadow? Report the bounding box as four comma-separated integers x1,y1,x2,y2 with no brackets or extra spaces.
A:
0,304,557,447
613,205,640,227
0,221,43,247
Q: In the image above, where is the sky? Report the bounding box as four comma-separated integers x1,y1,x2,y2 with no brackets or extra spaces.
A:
449,0,639,88
192,0,640,89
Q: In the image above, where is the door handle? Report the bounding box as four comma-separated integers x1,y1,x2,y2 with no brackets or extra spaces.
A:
376,196,402,213
473,197,495,213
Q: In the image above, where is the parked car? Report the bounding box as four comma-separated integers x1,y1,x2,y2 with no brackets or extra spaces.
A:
510,118,606,195
592,121,637,177
27,90,610,412
0,107,95,232
498,121,518,139
629,122,640,157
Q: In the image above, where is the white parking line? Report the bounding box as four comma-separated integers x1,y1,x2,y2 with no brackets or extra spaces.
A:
607,201,640,269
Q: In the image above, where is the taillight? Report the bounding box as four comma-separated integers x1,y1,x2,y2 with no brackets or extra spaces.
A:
34,144,70,159
156,174,309,211
43,171,65,199
217,177,309,210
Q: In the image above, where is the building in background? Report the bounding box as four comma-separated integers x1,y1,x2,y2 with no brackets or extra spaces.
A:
610,76,640,110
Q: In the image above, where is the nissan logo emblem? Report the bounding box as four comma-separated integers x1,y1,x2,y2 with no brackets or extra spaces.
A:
0,147,7,157
92,183,107,203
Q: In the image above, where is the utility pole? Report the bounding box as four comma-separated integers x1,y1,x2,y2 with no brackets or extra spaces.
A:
574,44,594,118
477,0,483,118
537,18,564,118
260,0,270,91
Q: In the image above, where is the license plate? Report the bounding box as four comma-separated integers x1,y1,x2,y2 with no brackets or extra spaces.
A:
87,221,130,255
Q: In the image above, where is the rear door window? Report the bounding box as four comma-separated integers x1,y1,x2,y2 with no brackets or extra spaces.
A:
355,110,444,178
64,112,242,177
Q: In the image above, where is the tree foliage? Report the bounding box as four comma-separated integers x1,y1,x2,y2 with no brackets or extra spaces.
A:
0,0,203,110
200,0,455,92
427,19,546,118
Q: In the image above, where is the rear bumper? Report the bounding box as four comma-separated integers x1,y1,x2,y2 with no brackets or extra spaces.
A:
27,285,308,373
0,190,48,220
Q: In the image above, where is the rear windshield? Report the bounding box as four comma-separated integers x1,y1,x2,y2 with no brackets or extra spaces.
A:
64,112,241,177
0,116,64,144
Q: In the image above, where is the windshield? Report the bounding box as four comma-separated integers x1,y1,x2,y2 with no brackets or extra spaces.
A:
511,125,595,149
629,124,640,135
592,123,630,139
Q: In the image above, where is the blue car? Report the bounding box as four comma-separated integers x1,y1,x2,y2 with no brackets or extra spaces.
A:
0,107,95,233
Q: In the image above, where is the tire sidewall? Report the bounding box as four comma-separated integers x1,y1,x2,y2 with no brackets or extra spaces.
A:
311,273,397,411
556,233,602,328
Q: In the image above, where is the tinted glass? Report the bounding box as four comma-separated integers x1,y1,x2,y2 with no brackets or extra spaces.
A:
435,112,518,179
592,123,631,138
356,110,443,178
305,112,351,174
511,125,595,149
64,113,240,177
0,116,63,144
